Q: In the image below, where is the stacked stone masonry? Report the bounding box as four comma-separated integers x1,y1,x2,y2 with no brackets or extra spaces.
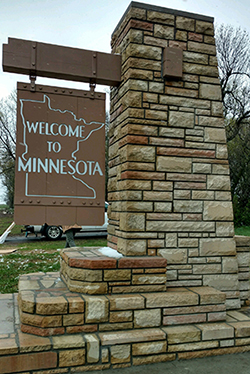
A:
235,235,250,306
108,1,240,309
3,288,250,373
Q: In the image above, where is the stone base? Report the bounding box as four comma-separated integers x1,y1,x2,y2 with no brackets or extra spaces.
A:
18,272,226,337
60,247,167,294
2,292,250,373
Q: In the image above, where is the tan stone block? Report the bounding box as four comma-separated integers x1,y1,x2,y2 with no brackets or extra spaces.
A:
68,297,84,314
200,238,236,256
36,296,67,315
168,340,219,352
203,274,239,291
212,101,223,117
153,181,173,191
174,190,191,199
111,345,130,364
204,201,234,221
59,349,85,367
197,323,234,340
165,233,177,247
99,322,133,332
178,238,198,247
68,268,102,282
100,328,166,346
120,212,145,232
134,309,161,328
159,248,187,264
67,279,107,295
121,144,155,163
85,334,99,363
133,353,176,365
149,81,164,93
193,264,221,274
154,24,174,39
145,109,168,120
132,341,166,356
212,164,230,175
125,43,162,60
132,274,166,285
147,220,215,232
222,257,238,273
122,201,153,212
117,238,146,256
21,312,62,328
215,191,232,201
120,180,151,191
52,335,85,349
200,84,222,100
154,202,172,212
122,90,142,108
168,111,194,128
108,294,144,310
193,163,212,174
85,296,108,323
196,20,214,35
183,51,207,64
147,10,175,24
176,16,195,31
102,348,109,363
110,311,133,323
188,286,226,304
199,116,225,128
163,325,200,344
174,200,203,213
19,291,35,314
144,291,198,308
183,63,218,77
157,156,192,172
104,270,131,281
188,41,216,54
0,338,18,355
216,144,228,159
205,128,226,143
229,321,250,337
63,313,84,327
144,191,172,201
237,252,250,267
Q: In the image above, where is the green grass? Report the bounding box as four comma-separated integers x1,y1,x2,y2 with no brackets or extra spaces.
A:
0,237,107,294
234,226,250,236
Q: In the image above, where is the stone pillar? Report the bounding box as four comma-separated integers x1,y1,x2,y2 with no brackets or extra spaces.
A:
108,2,240,309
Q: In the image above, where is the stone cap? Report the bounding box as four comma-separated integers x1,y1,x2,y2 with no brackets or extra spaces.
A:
112,0,214,37
61,247,167,270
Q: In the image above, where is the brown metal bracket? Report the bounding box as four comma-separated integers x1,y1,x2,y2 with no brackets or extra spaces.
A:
89,81,96,99
29,73,36,92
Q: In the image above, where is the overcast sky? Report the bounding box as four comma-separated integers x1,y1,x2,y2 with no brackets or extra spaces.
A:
0,0,250,203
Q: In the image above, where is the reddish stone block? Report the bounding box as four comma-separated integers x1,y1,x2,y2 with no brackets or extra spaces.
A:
121,171,165,180
0,351,57,373
130,19,153,31
118,257,167,269
21,324,65,337
174,182,206,190
163,314,206,325
66,325,98,334
69,257,117,269
157,147,215,158
119,135,148,147
188,32,203,42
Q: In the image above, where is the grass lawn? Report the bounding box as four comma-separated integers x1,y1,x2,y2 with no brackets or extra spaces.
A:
234,226,250,236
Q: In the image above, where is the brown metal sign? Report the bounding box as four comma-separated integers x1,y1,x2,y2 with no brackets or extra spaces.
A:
15,83,105,226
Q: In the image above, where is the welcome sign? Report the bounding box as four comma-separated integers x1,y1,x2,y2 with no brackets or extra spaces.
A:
14,83,106,225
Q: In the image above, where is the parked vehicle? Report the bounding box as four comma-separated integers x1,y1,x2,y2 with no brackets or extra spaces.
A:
22,202,108,240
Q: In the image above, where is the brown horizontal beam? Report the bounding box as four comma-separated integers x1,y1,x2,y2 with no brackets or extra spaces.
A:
2,38,121,86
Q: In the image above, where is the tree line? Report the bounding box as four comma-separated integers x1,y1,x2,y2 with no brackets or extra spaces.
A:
1,24,250,226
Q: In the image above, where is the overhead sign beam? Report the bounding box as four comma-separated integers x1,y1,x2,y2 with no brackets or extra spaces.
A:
2,38,121,86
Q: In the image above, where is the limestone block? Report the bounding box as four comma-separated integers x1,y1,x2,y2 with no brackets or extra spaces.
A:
132,341,167,356
199,116,225,128
144,191,172,201
203,201,234,221
216,144,228,159
122,91,142,108
183,51,208,65
147,10,175,24
104,270,131,281
19,291,35,314
85,296,108,323
132,274,166,285
193,163,212,174
183,63,218,77
144,291,198,308
147,221,215,232
212,164,230,175
193,264,221,274
111,345,131,364
52,334,85,349
174,190,191,199
205,128,226,143
126,43,162,60
117,238,147,256
174,200,203,213
159,127,185,138
176,16,195,31
168,340,218,352
59,349,85,367
178,238,198,247
122,144,156,163
85,334,100,363
120,213,145,232
203,274,239,291
149,81,164,93
36,296,67,315
157,156,192,172
165,233,177,248
222,257,239,273
133,353,176,365
237,252,250,267
186,286,226,305
154,24,174,39
122,201,153,212
196,20,214,35
134,309,161,328
212,101,224,117
228,321,250,337
168,111,194,128
163,325,201,344
188,41,216,55
215,191,232,201
197,323,234,340
102,348,109,363
207,175,231,191
67,279,107,295
159,248,187,264
153,181,173,191
110,311,133,323
154,202,172,212
200,84,222,100
68,268,102,282
63,314,84,326
200,238,236,256
108,294,145,310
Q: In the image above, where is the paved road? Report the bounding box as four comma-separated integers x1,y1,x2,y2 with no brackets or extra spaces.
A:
84,353,250,374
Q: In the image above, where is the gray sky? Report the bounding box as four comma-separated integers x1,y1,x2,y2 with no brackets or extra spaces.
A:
0,0,250,203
